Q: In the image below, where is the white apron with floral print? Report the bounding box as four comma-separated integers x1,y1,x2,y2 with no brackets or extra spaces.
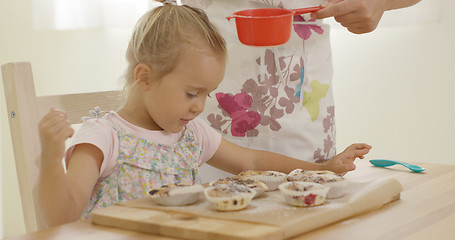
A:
79,117,202,219
184,0,336,182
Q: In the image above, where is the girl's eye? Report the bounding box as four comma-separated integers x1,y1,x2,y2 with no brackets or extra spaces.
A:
187,92,198,98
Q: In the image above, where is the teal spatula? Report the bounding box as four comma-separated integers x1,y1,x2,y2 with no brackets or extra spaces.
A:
369,159,426,172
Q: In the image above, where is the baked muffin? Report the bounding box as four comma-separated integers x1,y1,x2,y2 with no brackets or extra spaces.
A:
286,169,347,198
237,170,286,191
287,169,336,181
210,177,269,198
278,181,329,207
204,183,256,211
148,183,204,206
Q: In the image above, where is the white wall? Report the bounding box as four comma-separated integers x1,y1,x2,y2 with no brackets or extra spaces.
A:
0,0,128,237
330,0,455,166
1,0,454,237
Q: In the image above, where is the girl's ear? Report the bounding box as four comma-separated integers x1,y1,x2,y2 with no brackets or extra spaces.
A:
134,63,153,90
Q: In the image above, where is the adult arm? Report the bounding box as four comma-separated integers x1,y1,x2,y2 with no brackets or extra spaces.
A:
311,0,421,34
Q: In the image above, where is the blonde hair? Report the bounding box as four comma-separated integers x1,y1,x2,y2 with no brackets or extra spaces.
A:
123,2,226,95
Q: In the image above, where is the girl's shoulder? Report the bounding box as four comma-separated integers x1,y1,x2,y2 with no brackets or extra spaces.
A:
188,117,221,139
81,109,117,129
72,108,118,138
188,117,222,161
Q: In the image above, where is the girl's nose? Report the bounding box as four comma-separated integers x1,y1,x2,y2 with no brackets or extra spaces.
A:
191,97,205,114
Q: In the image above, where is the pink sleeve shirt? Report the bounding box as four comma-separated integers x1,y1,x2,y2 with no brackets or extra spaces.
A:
65,112,222,178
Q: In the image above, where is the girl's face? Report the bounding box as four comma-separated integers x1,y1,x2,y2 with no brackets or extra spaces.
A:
144,44,225,133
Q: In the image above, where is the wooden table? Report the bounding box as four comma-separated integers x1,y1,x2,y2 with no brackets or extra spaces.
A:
5,160,455,240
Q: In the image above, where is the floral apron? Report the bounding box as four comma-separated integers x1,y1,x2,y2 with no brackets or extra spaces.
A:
188,0,336,182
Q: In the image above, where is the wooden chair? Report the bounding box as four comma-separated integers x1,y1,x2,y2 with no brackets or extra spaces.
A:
1,62,122,232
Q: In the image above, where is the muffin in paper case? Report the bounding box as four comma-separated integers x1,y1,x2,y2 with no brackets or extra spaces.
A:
286,169,347,199
315,174,347,199
279,181,329,207
148,183,204,206
237,170,287,191
209,177,268,198
204,183,256,211
287,169,336,181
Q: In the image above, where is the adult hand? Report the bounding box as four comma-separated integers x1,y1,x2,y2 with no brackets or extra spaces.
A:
311,0,389,34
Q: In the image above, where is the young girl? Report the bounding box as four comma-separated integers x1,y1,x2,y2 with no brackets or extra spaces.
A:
38,2,371,227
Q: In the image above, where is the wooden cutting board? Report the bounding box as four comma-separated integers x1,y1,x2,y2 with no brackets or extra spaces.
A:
92,205,284,240
92,177,402,240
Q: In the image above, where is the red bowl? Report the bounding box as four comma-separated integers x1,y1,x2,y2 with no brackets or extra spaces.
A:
227,7,322,47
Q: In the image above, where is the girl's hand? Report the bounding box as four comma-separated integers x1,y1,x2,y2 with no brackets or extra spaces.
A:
322,143,372,174
39,108,74,163
311,0,388,34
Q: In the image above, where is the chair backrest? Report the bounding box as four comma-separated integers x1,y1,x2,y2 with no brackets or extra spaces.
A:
1,62,122,232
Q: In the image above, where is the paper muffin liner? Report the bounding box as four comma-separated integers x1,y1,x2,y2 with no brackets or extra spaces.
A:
304,173,347,199
204,184,256,211
321,179,348,199
286,169,347,199
209,178,268,199
251,186,266,198
148,184,204,206
278,182,329,207
238,170,286,191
